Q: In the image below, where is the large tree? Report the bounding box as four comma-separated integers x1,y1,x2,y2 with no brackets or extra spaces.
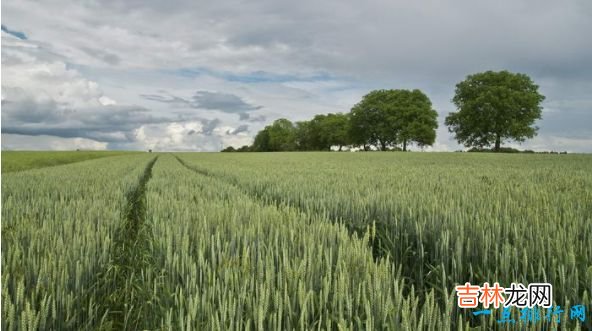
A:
267,118,297,151
294,113,350,151
295,115,329,151
252,119,298,151
252,127,271,151
350,90,399,150
395,90,438,151
321,113,350,151
349,89,437,151
445,70,545,151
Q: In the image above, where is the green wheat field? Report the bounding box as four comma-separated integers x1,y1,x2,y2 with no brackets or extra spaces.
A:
1,151,591,330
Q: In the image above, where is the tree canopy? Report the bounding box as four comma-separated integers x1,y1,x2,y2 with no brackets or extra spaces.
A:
445,70,545,151
294,113,351,151
229,89,439,152
350,89,438,151
251,118,297,152
295,115,329,151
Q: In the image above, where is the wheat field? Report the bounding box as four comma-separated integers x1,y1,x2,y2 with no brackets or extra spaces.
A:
2,152,590,330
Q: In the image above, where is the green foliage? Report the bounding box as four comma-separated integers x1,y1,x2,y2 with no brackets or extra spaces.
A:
349,90,396,150
294,113,351,151
252,128,271,151
349,89,438,151
1,151,133,173
445,70,545,151
295,115,330,151
322,113,351,150
267,118,297,151
251,119,297,152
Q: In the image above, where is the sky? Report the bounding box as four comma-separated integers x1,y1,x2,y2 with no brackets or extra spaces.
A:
1,0,591,152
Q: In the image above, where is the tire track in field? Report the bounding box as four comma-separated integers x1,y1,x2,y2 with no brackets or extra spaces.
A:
173,155,387,259
93,156,159,331
171,155,473,327
172,155,444,301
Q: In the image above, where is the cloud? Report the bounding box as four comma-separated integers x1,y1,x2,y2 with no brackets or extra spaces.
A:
192,91,262,112
1,0,591,151
226,124,249,135
80,47,121,65
1,134,107,150
132,120,251,151
1,100,169,143
1,32,198,146
200,118,221,135
1,25,27,40
141,90,262,113
139,93,194,108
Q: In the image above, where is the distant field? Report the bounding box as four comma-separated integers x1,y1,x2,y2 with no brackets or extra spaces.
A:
2,152,590,330
1,150,135,173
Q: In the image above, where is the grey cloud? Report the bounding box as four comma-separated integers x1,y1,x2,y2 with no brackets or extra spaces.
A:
4,0,591,84
165,117,223,138
1,90,193,142
227,124,249,135
238,112,250,120
80,46,121,65
248,114,266,122
192,91,262,112
238,112,266,122
1,25,27,40
538,107,592,139
140,94,193,108
2,0,591,151
141,90,263,115
1,96,62,124
200,118,221,135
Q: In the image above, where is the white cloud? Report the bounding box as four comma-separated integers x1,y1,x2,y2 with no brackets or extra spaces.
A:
1,134,107,150
510,136,592,153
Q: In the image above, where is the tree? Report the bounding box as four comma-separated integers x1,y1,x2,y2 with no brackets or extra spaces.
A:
445,70,545,152
295,113,351,151
322,113,350,151
295,116,328,151
349,89,438,151
251,119,298,151
350,90,398,150
252,127,271,151
267,118,297,151
394,90,438,151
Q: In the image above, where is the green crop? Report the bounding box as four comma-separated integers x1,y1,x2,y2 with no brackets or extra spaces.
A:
1,154,154,330
1,152,590,330
1,151,134,173
174,152,592,330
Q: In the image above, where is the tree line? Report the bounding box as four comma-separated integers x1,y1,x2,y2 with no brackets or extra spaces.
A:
222,70,545,152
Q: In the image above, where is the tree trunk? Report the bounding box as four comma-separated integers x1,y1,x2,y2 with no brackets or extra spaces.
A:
380,141,386,151
403,139,407,152
338,145,343,151
494,134,501,152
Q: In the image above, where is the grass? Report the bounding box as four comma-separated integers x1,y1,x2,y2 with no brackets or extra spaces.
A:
1,151,136,173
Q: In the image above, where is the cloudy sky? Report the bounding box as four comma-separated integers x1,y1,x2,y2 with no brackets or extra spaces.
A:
2,0,591,152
